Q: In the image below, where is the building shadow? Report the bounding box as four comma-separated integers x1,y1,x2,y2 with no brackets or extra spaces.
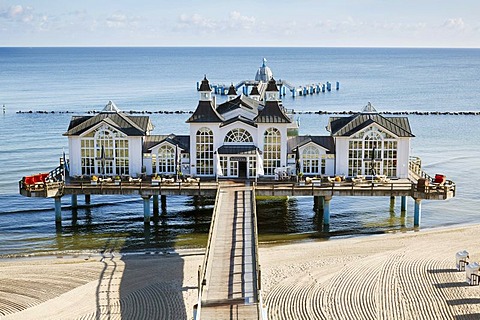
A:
447,298,480,306
92,248,191,319
454,314,480,320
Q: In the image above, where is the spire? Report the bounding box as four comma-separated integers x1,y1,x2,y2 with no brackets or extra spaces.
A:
227,83,237,101
265,78,279,101
249,84,260,101
198,75,213,101
198,75,212,92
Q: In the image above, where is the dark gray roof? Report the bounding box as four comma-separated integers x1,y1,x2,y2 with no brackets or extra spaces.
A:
227,84,237,95
220,115,257,128
186,100,224,123
198,76,212,91
143,134,190,153
216,95,260,115
217,145,260,155
329,113,414,137
254,100,292,123
249,85,260,96
287,136,335,154
265,78,279,92
64,112,151,136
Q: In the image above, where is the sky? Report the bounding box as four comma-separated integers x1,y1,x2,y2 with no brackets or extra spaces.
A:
1,0,479,47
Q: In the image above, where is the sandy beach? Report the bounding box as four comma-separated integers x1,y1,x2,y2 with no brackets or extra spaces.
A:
1,225,479,320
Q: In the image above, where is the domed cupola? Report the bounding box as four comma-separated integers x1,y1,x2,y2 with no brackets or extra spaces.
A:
255,58,273,83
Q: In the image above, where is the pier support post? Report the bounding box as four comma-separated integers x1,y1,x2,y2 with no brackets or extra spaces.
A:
54,197,62,224
85,194,91,205
153,195,159,215
142,196,151,224
389,196,395,212
323,197,331,225
313,196,324,212
414,198,422,227
71,195,78,209
161,195,167,213
401,196,407,214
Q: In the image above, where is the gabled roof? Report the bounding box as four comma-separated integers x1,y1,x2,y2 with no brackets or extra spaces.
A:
287,136,335,154
220,115,258,128
64,112,151,136
216,95,260,115
329,112,414,137
186,100,224,123
254,100,292,123
217,145,260,155
143,134,190,153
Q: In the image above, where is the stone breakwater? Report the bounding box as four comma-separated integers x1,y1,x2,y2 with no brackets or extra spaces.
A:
14,110,480,116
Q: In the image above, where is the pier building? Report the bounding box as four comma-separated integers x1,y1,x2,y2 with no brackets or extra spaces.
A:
19,72,455,320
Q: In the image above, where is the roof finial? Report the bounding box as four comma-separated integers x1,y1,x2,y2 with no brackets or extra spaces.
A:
362,101,377,113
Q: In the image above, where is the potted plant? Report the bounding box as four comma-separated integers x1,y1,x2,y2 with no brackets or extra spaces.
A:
114,176,121,185
152,174,161,185
91,175,98,185
298,172,305,186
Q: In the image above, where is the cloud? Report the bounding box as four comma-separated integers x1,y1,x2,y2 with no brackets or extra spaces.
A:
0,4,34,22
442,18,465,30
175,11,256,34
106,12,139,29
228,11,255,30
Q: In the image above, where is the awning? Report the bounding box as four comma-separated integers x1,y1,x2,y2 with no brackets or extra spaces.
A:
217,145,262,155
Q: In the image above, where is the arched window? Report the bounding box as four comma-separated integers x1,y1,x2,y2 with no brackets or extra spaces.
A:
302,146,320,174
156,145,175,173
80,125,129,176
348,127,397,177
263,127,281,176
196,127,214,175
224,128,253,143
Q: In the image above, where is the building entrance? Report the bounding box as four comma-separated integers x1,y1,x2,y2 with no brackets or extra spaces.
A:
238,161,247,178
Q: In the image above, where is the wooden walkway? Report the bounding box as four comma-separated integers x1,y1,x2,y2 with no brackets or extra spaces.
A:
197,182,264,320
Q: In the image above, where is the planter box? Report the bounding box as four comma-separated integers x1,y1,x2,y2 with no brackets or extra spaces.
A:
91,181,98,185
114,180,121,185
152,180,161,186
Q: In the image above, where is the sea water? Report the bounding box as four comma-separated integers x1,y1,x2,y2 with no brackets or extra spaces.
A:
0,47,479,256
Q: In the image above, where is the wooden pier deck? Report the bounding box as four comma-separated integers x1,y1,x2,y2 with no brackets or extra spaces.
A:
196,182,264,320
19,177,455,201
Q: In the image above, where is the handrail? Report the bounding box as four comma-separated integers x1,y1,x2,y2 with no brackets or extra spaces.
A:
196,186,222,319
251,186,267,319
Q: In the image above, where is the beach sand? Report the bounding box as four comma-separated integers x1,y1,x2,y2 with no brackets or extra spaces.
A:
1,225,479,320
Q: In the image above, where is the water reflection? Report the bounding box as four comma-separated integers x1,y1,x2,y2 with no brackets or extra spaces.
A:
40,195,422,255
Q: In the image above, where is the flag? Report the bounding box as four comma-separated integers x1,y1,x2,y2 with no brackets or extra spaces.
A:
216,152,224,177
256,149,264,176
62,149,69,174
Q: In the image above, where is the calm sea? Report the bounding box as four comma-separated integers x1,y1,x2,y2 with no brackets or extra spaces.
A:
0,47,479,256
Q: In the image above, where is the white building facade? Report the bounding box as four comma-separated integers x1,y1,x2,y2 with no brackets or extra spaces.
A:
65,76,414,181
